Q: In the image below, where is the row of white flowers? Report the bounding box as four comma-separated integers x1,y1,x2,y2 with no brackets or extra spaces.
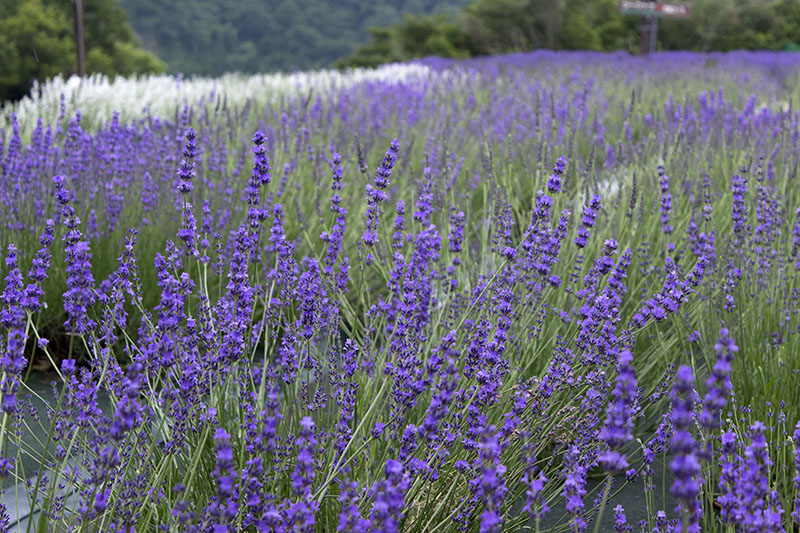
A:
1,63,434,132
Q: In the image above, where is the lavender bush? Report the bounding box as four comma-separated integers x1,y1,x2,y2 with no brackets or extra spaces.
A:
1,51,800,531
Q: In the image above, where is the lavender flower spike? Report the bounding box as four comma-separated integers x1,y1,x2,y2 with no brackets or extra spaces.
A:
177,127,197,195
599,348,636,474
669,365,702,532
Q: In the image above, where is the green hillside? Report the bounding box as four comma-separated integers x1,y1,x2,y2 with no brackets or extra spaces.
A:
119,0,471,75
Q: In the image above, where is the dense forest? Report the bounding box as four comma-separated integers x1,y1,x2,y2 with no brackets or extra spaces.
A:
119,0,471,75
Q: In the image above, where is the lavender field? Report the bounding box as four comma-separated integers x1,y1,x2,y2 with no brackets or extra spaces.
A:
1,51,800,532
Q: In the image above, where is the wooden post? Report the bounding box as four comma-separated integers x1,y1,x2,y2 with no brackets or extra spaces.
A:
640,16,651,55
73,0,86,76
619,1,690,55
639,0,657,55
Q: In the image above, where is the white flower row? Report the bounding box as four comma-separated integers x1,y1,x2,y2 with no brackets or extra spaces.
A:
1,63,434,132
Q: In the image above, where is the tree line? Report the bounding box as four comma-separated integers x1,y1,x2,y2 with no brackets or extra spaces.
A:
3,0,800,103
338,0,800,68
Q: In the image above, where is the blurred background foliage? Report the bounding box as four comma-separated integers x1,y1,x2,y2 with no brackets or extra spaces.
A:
0,0,164,101
119,0,470,75
342,0,800,67
3,0,800,102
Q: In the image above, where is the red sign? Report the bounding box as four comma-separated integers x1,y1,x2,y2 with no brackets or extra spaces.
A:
619,1,691,19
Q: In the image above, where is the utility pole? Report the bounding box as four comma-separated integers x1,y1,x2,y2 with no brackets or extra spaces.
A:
73,0,86,76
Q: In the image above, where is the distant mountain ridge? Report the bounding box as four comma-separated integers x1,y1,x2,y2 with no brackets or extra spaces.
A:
120,0,471,75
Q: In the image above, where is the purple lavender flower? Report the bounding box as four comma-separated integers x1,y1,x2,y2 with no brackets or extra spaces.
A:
288,417,319,531
392,200,406,249
699,328,736,438
22,219,55,312
534,190,554,221
176,128,196,194
658,166,674,234
575,194,602,248
333,339,360,454
177,201,198,257
256,386,283,455
241,457,265,529
54,175,96,335
731,170,748,236
369,459,409,533
468,428,507,533
362,138,399,247
338,477,368,532
793,207,800,270
738,422,782,531
0,245,26,413
421,359,458,442
562,445,587,532
296,259,323,339
654,510,669,532
243,129,272,259
547,156,567,193
792,422,800,525
321,152,348,275
718,429,739,526
207,428,237,530
249,130,271,197
598,348,636,474
669,365,702,532
447,209,466,290
521,436,549,524
613,505,632,532
414,167,433,225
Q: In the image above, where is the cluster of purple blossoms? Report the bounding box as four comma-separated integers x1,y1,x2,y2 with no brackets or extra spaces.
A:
1,245,26,413
469,428,508,533
562,445,588,532
598,348,637,474
792,422,800,525
658,166,674,234
54,175,97,334
320,152,348,276
206,428,238,531
369,459,409,533
337,475,368,532
362,138,399,251
718,423,786,530
245,130,272,260
286,416,319,531
699,328,736,439
718,429,739,526
740,423,784,531
614,505,632,532
575,194,602,248
521,435,549,524
731,168,748,235
22,219,55,312
247,130,272,207
392,200,406,249
669,366,702,532
547,156,567,193
447,209,466,291
414,167,434,225
793,206,800,270
177,127,197,194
